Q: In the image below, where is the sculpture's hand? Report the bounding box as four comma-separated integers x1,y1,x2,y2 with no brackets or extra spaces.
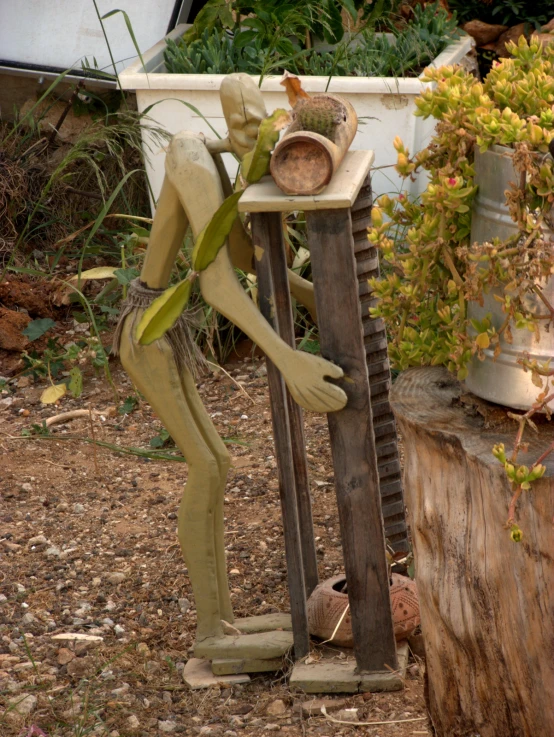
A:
283,351,347,413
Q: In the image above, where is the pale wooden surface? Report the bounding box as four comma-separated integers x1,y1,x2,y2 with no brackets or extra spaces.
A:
238,150,374,212
391,367,554,737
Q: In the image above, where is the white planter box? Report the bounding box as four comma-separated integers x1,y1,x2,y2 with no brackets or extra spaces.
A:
120,25,473,207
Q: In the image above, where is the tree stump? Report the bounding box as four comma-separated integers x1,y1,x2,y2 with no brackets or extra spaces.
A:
391,367,554,737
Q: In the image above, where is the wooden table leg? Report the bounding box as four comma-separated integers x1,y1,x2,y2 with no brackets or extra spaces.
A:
251,211,311,659
306,207,398,673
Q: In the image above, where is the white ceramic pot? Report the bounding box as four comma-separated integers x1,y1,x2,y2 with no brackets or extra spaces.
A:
119,25,473,209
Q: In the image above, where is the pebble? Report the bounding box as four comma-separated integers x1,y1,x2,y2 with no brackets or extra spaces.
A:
335,708,359,722
21,483,32,492
57,648,75,665
21,612,36,626
178,598,191,614
46,546,62,558
111,682,130,697
127,715,140,730
263,725,280,732
158,720,177,733
0,594,8,605
28,534,48,546
301,698,346,716
7,692,37,716
73,503,86,514
266,699,287,716
114,624,125,637
136,642,151,657
107,572,126,584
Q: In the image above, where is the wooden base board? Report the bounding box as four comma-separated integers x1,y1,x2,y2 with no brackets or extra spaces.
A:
289,641,408,694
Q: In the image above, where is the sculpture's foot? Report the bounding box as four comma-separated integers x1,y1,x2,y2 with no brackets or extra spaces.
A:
233,612,292,634
194,630,293,661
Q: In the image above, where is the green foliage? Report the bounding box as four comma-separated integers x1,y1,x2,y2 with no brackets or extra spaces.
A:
370,37,554,381
241,109,290,183
192,191,243,271
22,318,56,341
135,279,193,345
369,37,554,531
118,395,139,415
149,427,174,448
165,2,458,79
448,0,552,28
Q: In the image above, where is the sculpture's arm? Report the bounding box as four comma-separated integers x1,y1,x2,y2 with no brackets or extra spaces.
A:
165,132,345,413
212,151,318,321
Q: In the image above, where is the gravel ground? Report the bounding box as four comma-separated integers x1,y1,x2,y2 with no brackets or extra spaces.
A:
0,352,428,737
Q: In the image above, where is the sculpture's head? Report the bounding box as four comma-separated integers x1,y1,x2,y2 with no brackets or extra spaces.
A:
220,73,267,159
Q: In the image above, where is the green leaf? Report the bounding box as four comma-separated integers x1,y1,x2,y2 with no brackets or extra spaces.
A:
118,395,138,415
136,279,192,345
192,191,243,272
23,318,56,341
114,267,139,285
68,367,83,398
241,109,291,184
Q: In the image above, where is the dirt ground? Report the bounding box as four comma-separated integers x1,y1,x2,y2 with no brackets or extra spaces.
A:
0,342,429,737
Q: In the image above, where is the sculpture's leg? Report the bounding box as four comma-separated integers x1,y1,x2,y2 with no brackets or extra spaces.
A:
119,327,229,639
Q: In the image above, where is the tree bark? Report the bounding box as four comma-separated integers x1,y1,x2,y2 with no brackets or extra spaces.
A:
391,367,554,737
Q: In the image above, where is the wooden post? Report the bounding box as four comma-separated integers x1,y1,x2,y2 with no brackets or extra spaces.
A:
391,367,554,737
250,211,311,658
264,214,319,597
306,207,398,673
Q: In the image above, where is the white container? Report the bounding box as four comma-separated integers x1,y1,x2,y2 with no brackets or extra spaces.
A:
119,25,473,207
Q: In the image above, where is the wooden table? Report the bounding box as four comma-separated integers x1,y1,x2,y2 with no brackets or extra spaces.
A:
239,151,406,678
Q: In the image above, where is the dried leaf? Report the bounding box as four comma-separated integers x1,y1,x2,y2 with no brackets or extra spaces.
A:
41,384,67,405
280,70,310,107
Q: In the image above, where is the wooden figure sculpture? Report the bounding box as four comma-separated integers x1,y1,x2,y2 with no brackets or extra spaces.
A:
113,73,348,662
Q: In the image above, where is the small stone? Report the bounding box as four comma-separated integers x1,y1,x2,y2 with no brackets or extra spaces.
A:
7,693,37,716
20,483,32,492
335,708,359,722
263,725,280,732
178,598,191,614
301,698,346,716
21,612,36,626
266,699,287,717
462,19,507,46
158,720,177,733
67,656,94,678
45,546,61,558
73,503,86,514
136,642,151,657
107,572,126,585
57,648,75,665
114,624,125,637
127,715,140,730
111,682,130,697
0,594,8,605
28,534,48,546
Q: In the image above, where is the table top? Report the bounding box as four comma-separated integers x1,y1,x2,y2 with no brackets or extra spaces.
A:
238,150,375,213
